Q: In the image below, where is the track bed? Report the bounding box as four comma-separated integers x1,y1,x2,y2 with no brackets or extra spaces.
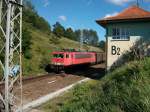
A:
0,63,105,110
21,74,85,105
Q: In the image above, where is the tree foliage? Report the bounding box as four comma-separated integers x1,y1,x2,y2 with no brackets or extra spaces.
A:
22,0,52,59
53,22,65,37
23,0,51,34
74,30,81,41
99,40,105,51
52,22,99,47
23,0,35,11
74,29,99,46
22,27,32,59
64,27,76,40
59,58,150,112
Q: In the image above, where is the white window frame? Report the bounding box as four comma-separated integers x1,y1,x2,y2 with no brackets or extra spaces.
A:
112,27,130,40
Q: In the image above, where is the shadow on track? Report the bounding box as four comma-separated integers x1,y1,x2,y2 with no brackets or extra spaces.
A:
65,64,106,79
45,63,106,80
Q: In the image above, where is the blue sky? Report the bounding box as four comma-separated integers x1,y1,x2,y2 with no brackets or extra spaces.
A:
31,0,150,41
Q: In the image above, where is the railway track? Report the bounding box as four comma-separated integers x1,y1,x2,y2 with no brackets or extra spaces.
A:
0,74,56,89
0,64,105,90
0,72,70,92
0,64,105,111
0,64,105,104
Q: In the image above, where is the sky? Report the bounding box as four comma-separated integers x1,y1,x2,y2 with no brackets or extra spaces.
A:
31,0,150,41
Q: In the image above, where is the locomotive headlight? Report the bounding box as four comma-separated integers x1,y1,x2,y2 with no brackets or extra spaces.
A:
52,62,63,65
56,63,63,65
51,62,63,65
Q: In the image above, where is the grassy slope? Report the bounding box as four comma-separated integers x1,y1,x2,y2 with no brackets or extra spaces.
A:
41,58,150,112
23,28,102,76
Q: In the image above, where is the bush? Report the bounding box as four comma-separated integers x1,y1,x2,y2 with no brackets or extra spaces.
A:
24,50,32,59
59,58,150,112
39,57,49,69
22,27,32,59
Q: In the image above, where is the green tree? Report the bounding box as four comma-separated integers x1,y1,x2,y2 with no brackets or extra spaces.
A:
53,22,65,37
74,30,81,41
99,40,105,51
34,16,51,34
23,0,35,11
89,29,99,46
74,29,99,46
64,27,76,40
23,0,51,34
22,28,32,59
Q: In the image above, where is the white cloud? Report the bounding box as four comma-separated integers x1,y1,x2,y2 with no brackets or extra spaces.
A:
58,15,67,21
104,12,119,18
43,0,50,7
107,0,134,6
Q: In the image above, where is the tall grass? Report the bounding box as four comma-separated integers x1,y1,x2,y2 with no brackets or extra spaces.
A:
58,58,150,112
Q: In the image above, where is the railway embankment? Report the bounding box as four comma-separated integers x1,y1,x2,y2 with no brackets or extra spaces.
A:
0,1,102,78
25,29,102,76
6,64,104,112
39,58,150,112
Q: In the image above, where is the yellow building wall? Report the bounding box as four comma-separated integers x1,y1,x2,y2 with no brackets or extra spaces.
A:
106,36,140,70
105,21,150,70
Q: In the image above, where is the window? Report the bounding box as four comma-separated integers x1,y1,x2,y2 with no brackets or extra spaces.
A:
66,54,69,58
112,28,130,40
53,54,64,58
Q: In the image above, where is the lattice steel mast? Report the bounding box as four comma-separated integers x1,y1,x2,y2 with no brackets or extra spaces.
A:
0,0,23,111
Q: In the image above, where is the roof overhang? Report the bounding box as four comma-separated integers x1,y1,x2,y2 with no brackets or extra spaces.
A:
96,17,150,28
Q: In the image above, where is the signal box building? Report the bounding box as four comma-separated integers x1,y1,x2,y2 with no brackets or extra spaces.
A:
96,6,150,70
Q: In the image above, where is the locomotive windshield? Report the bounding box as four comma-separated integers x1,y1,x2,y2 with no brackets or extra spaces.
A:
53,54,64,58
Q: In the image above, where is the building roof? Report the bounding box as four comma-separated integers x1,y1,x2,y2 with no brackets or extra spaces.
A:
96,6,150,27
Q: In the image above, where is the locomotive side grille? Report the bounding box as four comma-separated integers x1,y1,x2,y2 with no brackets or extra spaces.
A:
75,54,92,59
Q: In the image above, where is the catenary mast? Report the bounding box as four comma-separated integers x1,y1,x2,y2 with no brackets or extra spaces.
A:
0,0,23,111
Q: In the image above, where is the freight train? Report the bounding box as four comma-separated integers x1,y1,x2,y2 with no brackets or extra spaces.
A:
51,50,105,72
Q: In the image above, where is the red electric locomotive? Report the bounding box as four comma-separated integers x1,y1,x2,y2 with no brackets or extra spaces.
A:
51,50,105,72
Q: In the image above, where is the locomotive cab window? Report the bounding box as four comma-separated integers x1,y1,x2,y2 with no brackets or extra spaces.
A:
53,54,64,58
112,27,130,40
53,54,57,58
